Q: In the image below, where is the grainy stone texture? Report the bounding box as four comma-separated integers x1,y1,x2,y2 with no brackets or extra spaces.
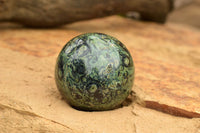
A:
0,97,76,133
0,16,200,132
55,33,134,110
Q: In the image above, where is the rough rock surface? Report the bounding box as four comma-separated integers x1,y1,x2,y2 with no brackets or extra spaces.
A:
0,16,200,132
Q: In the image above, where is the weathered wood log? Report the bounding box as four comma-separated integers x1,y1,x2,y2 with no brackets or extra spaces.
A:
0,0,173,27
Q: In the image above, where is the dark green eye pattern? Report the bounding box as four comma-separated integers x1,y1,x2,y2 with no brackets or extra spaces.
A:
55,33,134,111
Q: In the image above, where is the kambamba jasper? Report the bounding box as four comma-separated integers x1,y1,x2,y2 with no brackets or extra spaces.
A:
55,33,134,111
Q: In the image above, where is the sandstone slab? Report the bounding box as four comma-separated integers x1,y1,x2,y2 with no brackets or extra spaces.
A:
0,16,200,132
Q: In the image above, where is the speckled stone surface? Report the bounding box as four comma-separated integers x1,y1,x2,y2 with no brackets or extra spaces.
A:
55,33,134,111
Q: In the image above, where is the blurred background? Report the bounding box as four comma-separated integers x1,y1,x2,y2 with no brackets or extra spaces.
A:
0,0,199,29
168,0,200,29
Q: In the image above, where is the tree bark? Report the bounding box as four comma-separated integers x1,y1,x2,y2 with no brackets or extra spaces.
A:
0,0,173,27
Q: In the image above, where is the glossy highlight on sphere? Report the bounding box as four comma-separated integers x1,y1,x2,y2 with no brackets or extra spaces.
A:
55,33,134,111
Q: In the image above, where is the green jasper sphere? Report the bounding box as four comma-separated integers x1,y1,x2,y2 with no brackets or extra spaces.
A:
55,33,134,111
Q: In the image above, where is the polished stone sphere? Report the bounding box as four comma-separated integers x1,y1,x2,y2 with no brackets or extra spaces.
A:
55,33,134,111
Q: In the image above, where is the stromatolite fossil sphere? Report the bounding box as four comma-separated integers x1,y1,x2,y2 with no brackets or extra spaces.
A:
55,33,134,111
